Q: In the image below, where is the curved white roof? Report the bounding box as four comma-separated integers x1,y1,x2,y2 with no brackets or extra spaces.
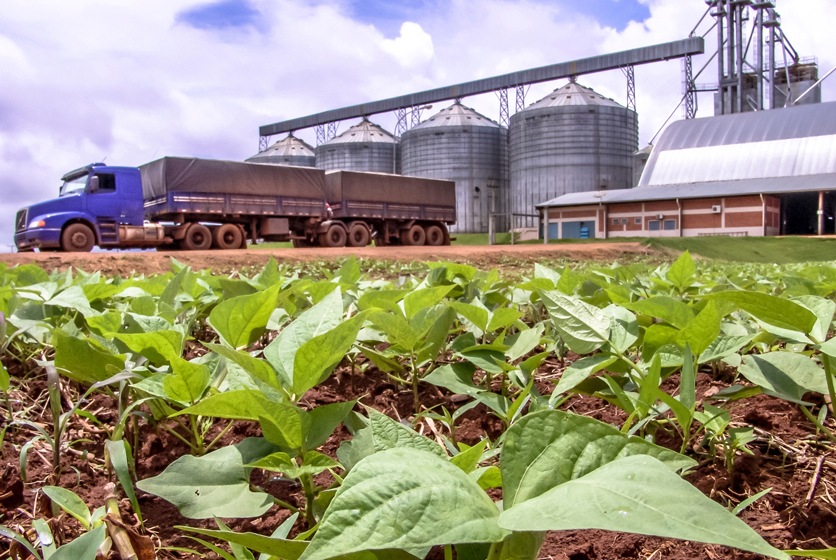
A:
323,118,398,145
250,134,314,159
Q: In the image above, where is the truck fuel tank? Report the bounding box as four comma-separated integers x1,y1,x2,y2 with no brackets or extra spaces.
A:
119,223,166,247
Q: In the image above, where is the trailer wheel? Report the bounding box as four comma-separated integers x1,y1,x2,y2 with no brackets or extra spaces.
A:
347,223,370,247
425,225,445,246
180,223,212,251
319,224,347,248
401,224,426,246
61,223,96,252
212,223,243,250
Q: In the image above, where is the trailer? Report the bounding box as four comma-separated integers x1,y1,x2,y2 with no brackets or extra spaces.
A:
14,157,456,252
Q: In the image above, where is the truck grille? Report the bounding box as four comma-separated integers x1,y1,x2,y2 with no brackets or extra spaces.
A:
15,209,27,232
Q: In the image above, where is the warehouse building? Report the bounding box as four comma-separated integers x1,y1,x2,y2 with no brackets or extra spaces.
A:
536,101,836,239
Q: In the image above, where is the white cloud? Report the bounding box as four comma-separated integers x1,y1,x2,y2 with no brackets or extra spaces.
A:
381,22,435,68
0,0,833,251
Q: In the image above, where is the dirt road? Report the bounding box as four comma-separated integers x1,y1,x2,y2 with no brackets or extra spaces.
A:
0,242,653,275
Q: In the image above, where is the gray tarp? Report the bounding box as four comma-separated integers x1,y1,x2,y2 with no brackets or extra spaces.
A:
324,170,456,207
140,157,328,201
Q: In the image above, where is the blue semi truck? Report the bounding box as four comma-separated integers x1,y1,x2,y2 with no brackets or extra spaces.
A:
14,157,456,252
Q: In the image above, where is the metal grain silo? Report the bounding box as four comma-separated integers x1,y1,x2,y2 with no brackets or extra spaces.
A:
510,80,638,227
401,102,508,233
246,134,316,167
315,119,399,174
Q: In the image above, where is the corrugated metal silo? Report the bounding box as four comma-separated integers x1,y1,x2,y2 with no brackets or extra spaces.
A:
510,80,638,226
246,134,316,167
315,119,400,174
401,102,508,233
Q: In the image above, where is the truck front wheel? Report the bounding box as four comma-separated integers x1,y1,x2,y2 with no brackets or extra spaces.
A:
61,223,95,252
212,224,243,250
181,224,212,250
402,224,426,246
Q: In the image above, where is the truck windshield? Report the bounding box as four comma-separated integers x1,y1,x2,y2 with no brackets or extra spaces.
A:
59,174,88,197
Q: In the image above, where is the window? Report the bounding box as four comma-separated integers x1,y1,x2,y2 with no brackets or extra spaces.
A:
612,218,619,226
663,219,677,230
621,219,628,225
93,173,116,192
648,220,661,231
634,218,642,225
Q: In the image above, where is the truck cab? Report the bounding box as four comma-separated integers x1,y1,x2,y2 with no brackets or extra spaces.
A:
14,163,145,251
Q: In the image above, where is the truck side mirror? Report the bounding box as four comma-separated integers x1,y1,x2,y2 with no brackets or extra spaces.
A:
89,176,100,192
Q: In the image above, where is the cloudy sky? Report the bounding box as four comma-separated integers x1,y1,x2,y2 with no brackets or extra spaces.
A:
1,0,833,251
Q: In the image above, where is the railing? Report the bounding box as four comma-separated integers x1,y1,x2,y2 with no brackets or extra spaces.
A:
488,213,540,245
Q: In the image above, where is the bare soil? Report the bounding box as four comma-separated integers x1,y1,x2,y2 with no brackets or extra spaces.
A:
1,350,834,560
0,242,653,276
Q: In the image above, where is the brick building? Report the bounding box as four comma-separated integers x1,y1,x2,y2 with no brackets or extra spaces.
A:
536,101,836,239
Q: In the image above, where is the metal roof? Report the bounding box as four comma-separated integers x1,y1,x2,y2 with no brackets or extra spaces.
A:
640,101,836,187
259,38,704,136
524,80,625,110
411,102,501,130
321,119,398,145
536,174,836,208
249,134,314,158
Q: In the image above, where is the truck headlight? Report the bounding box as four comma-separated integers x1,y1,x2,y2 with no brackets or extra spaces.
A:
29,220,46,228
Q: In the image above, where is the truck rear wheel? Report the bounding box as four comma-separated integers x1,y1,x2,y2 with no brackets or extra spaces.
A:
347,223,370,247
319,224,347,248
61,223,95,252
212,224,243,250
402,224,426,246
425,225,445,246
181,223,212,250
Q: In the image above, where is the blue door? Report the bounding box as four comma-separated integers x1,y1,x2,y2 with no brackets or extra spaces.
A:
561,221,592,239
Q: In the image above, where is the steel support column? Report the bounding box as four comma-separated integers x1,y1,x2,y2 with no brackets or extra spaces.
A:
515,85,527,113
327,122,338,141
497,88,510,128
684,55,697,118
394,108,408,136
623,66,636,113
258,136,269,152
315,125,326,146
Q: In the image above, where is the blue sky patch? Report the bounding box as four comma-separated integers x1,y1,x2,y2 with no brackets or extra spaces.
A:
176,0,263,31
346,0,650,35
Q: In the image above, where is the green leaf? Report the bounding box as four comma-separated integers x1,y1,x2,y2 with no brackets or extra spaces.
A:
487,308,524,334
299,448,509,560
786,549,836,559
680,345,696,411
160,265,190,307
178,389,277,421
209,283,281,349
178,526,308,560
115,330,183,366
258,407,304,450
423,363,481,397
163,357,211,404
470,466,502,490
499,455,788,560
403,286,454,319
534,263,561,287
53,330,125,384
666,251,696,289
501,410,696,508
540,290,611,354
705,291,816,335
42,486,91,530
732,487,772,516
506,325,543,363
292,311,368,397
32,518,55,559
358,289,408,316
793,296,836,344
603,304,639,354
450,302,489,334
553,355,616,395
0,361,9,393
248,450,340,479
51,524,106,560
623,296,695,330
450,440,487,474
264,288,344,383
305,400,358,450
738,352,829,404
367,408,448,459
676,300,721,357
104,439,143,527
206,343,280,390
45,286,99,318
136,439,274,519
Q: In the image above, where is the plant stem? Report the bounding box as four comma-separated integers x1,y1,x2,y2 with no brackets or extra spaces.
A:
799,404,836,444
485,542,504,560
161,423,199,454
271,497,300,514
299,472,317,528
205,420,235,454
444,545,452,560
819,354,836,417
411,353,421,415
189,415,205,456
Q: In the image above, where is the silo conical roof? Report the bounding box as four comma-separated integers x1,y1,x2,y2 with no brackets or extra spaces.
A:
323,118,398,144
411,102,501,129
524,80,626,110
248,134,315,160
